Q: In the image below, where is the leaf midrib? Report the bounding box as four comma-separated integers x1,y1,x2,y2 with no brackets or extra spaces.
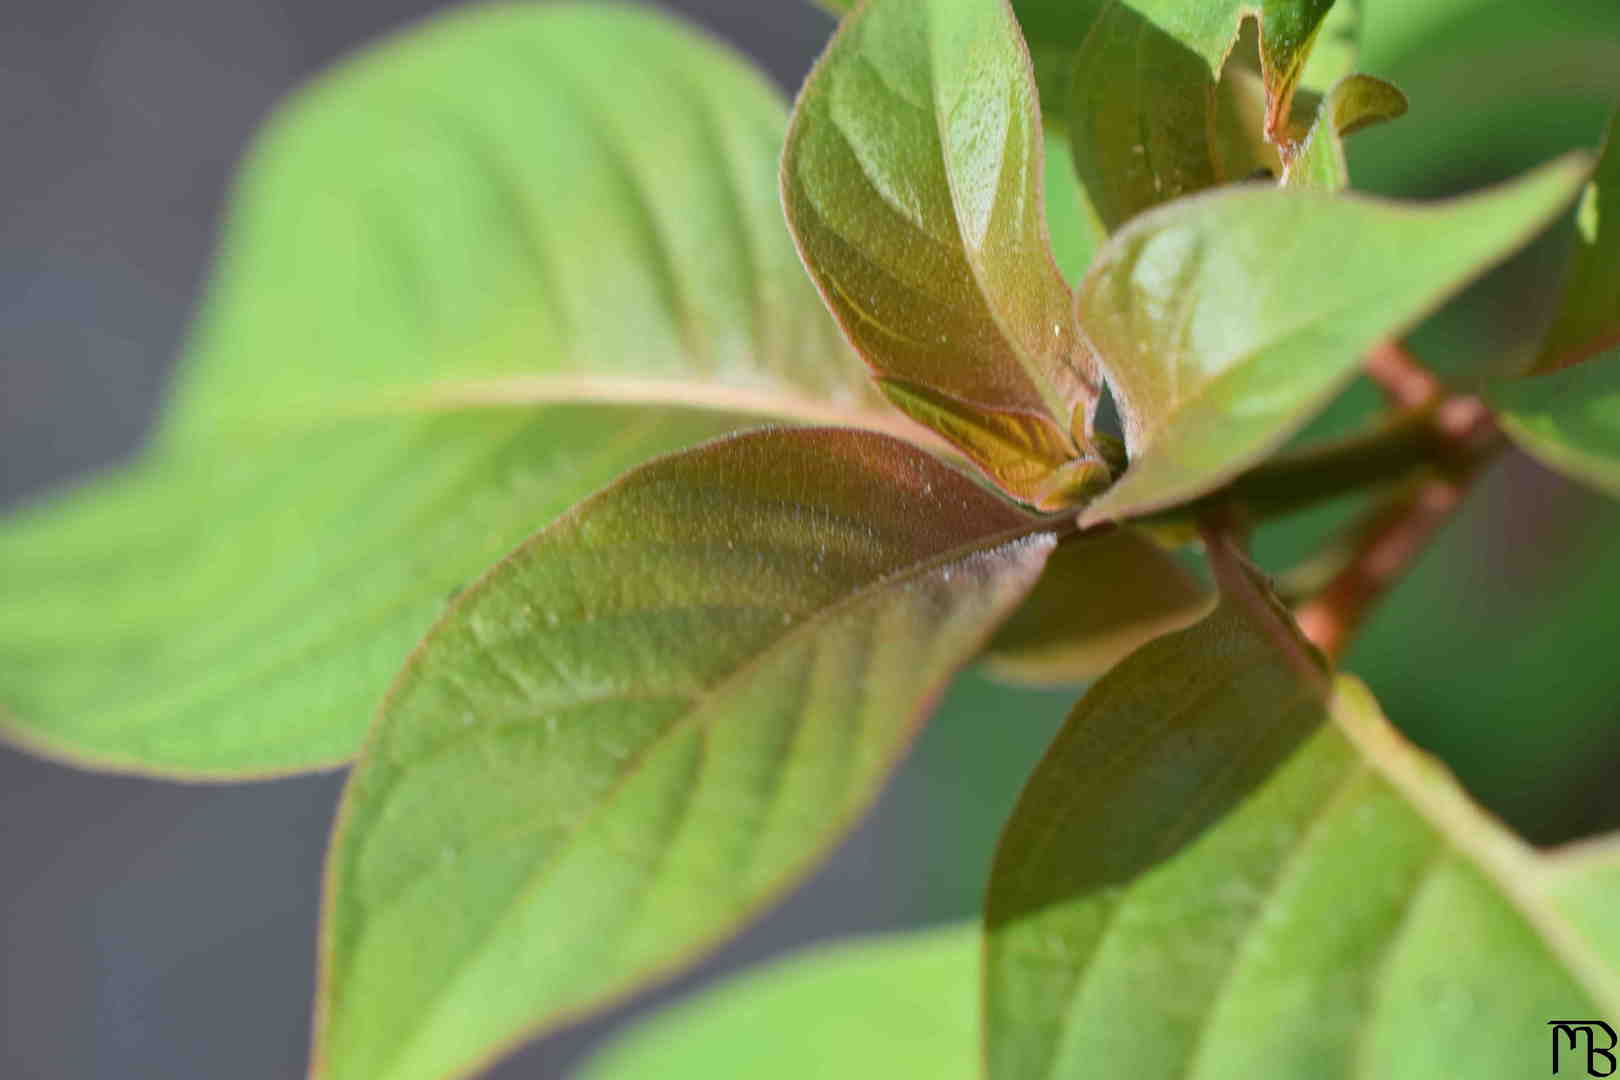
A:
331,521,1054,1077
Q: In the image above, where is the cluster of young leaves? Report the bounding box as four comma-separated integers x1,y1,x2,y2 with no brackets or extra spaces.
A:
2,0,1618,1077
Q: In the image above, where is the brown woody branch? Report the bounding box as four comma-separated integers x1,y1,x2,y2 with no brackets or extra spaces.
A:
1293,340,1503,662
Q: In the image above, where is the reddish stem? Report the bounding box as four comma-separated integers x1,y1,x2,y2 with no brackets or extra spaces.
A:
1294,341,1503,662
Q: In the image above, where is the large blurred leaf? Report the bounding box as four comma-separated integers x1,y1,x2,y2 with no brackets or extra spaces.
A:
581,924,980,1080
169,3,876,444
984,528,1212,685
1078,157,1589,525
316,428,1057,1080
1537,108,1620,373
0,4,895,776
1490,347,1620,499
782,0,1103,509
985,632,1620,1077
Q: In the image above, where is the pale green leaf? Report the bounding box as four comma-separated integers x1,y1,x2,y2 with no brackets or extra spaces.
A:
1079,156,1590,524
316,427,1057,1080
1283,73,1407,191
782,0,1103,508
581,925,980,1080
984,528,1213,685
170,3,875,444
1537,107,1620,372
0,407,748,776
0,4,887,776
985,631,1620,1077
1490,346,1620,498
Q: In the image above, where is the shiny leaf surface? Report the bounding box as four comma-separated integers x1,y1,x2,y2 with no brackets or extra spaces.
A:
1079,157,1589,524
782,0,1102,507
317,427,1057,1080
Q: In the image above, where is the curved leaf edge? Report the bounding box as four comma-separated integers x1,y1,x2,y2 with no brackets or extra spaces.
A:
1079,152,1593,525
311,424,1063,1080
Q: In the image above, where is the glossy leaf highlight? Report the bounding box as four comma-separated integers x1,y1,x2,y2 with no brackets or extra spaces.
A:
782,0,1102,507
317,427,1057,1080
0,4,883,776
1080,156,1590,524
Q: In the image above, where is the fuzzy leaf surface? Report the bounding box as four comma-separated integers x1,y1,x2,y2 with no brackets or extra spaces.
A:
317,427,1056,1080
0,5,889,776
1491,346,1620,498
1079,157,1590,524
782,0,1101,507
581,925,980,1080
985,632,1620,1077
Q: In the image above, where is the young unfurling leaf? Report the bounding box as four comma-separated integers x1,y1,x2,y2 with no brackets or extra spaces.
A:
782,0,1104,508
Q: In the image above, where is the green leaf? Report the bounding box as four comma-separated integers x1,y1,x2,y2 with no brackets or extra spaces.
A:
985,568,1330,1079
316,427,1057,1080
984,528,1213,685
781,0,1103,508
1078,156,1590,525
1537,108,1620,372
1043,129,1108,284
1024,0,1336,213
1063,3,1223,231
580,924,980,1080
1296,0,1360,93
985,632,1620,1076
0,408,754,776
169,3,876,445
1283,73,1407,191
1490,346,1620,498
0,4,889,776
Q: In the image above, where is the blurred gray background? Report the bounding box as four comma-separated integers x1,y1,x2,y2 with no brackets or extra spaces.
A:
4,1,1620,1078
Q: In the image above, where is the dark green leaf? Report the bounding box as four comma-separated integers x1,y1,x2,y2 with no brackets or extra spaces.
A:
1078,156,1590,524
317,427,1057,1080
0,4,886,776
1537,108,1620,372
985,639,1620,1076
1490,346,1620,498
580,925,980,1080
1283,73,1407,191
782,0,1103,508
984,528,1212,685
